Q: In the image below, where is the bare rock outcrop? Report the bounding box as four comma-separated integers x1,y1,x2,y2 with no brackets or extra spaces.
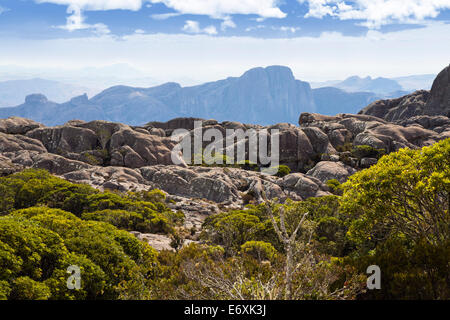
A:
130,231,198,252
27,125,99,154
0,154,23,176
58,164,331,205
427,65,450,117
298,112,446,152
0,132,47,153
358,90,429,122
63,166,150,192
306,161,356,183
22,120,179,168
1,100,449,210
0,117,43,135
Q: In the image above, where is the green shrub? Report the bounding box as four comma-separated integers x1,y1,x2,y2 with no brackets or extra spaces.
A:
240,241,277,262
9,277,52,300
326,179,342,195
336,142,353,153
0,280,11,300
340,138,450,299
202,211,264,254
351,145,385,160
0,209,161,300
342,138,450,246
276,165,291,177
262,165,291,177
82,210,150,232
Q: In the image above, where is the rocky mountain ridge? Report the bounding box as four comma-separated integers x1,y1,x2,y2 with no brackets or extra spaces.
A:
1,64,449,244
0,66,409,126
0,78,95,107
1,110,448,207
360,64,450,121
0,66,315,125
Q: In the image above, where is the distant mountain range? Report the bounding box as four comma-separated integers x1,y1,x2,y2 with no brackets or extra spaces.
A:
312,87,380,115
0,66,425,126
391,74,436,91
0,78,97,106
0,63,189,90
311,74,435,94
333,76,403,94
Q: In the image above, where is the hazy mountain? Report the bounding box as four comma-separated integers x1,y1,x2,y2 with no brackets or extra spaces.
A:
333,76,403,94
0,66,416,126
0,78,96,107
0,93,106,125
0,63,196,89
88,65,317,125
391,74,436,91
313,87,381,115
360,64,450,121
0,66,316,125
311,74,436,93
309,80,341,89
310,76,401,93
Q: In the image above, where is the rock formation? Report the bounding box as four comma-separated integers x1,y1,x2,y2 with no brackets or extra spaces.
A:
1,66,450,251
0,66,316,126
1,65,450,239
359,64,450,121
1,105,449,208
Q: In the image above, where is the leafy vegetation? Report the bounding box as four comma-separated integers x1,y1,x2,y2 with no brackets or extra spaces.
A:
0,169,178,300
0,208,160,299
274,165,291,177
0,138,449,300
325,179,342,195
351,145,386,160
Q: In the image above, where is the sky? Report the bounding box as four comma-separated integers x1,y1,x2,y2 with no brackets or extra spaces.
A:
0,0,450,84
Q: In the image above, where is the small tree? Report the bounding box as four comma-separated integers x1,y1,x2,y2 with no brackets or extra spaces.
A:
265,203,309,300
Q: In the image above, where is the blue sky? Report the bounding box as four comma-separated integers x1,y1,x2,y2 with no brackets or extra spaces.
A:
0,0,450,83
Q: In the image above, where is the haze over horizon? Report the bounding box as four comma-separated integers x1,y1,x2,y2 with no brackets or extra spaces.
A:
0,0,449,84
0,63,439,92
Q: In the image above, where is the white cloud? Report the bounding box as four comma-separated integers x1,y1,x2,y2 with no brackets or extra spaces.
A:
246,25,300,33
182,20,217,35
274,26,301,33
2,21,449,83
182,20,201,33
134,29,145,34
35,1,147,11
221,16,236,31
36,0,285,35
301,0,335,19
149,0,286,18
36,1,151,33
150,12,181,20
245,25,266,32
203,25,219,35
298,0,450,28
36,0,286,18
57,5,110,34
